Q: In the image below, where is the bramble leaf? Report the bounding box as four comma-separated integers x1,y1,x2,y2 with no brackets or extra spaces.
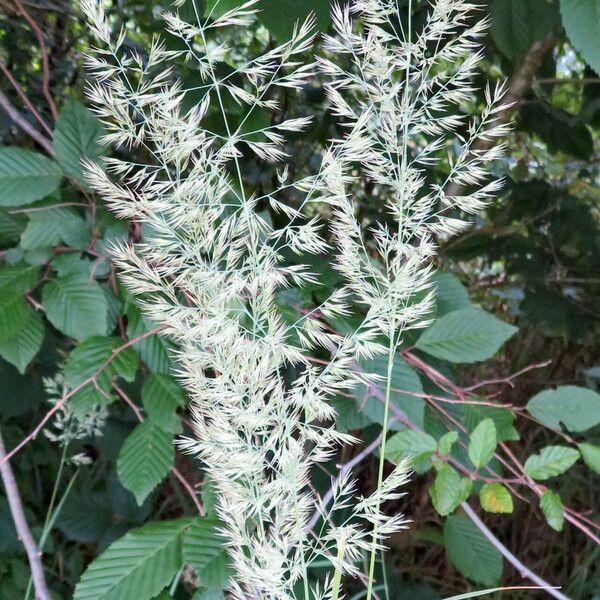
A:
468,419,497,469
479,483,513,514
540,490,564,531
524,445,580,480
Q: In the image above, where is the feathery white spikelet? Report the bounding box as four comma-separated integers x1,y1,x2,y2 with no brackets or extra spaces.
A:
82,0,505,597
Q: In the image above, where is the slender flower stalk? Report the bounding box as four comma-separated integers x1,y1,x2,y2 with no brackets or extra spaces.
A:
81,0,507,597
316,0,510,594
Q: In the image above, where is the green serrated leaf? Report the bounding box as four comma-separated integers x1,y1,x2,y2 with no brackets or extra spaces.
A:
463,404,519,442
64,336,139,411
0,148,62,207
468,419,497,469
183,517,229,589
54,99,106,183
385,429,437,464
527,385,600,432
0,310,43,373
356,355,425,428
560,0,600,75
0,207,26,247
0,292,31,342
0,263,39,295
429,466,471,516
117,421,174,505
332,396,373,433
21,206,90,251
73,518,192,600
432,271,470,316
127,305,174,374
42,272,109,340
443,514,503,586
142,374,186,434
524,445,580,480
577,442,600,474
540,490,564,531
438,431,459,456
201,476,218,518
490,0,560,62
416,309,517,364
479,483,513,514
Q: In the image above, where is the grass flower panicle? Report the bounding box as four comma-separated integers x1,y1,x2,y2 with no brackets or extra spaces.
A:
82,0,507,597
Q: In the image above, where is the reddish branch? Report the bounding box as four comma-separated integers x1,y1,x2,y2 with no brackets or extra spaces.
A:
0,88,54,155
111,381,205,516
0,327,165,466
0,430,53,600
0,58,53,136
12,0,58,120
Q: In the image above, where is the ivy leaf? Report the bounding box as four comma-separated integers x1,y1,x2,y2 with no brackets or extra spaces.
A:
53,99,106,183
0,148,62,206
429,466,472,516
42,272,109,340
0,310,44,373
468,419,497,469
578,442,600,474
142,374,186,434
479,483,513,514
559,0,600,75
443,514,503,586
540,490,564,532
524,445,580,480
117,421,175,506
385,430,437,464
526,386,600,432
73,518,192,600
416,309,517,364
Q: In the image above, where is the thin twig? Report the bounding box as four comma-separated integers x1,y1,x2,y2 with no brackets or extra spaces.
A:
1,327,165,466
0,88,54,155
464,360,552,392
12,0,58,120
460,503,571,600
111,381,205,516
0,58,53,135
10,202,89,214
0,430,53,600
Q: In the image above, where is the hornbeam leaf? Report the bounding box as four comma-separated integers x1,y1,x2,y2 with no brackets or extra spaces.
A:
73,518,192,600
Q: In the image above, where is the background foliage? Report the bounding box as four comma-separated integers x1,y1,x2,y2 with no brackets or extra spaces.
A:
0,0,599,598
